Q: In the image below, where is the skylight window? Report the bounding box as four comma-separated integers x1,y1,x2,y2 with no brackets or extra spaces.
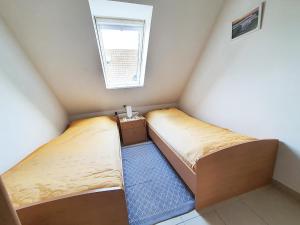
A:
88,0,153,89
96,18,145,88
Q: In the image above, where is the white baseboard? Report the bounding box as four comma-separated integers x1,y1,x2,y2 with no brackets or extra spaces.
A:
70,102,178,121
272,179,300,201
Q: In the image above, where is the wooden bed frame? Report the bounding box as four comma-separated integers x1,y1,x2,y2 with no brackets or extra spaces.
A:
0,177,21,225
2,117,129,225
147,124,278,211
3,148,129,225
15,187,129,225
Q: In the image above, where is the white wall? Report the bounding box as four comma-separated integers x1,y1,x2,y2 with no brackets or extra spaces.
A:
180,0,300,193
0,17,68,174
0,0,224,115
70,102,177,121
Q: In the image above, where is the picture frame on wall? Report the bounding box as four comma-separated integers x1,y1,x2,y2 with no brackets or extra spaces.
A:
232,2,265,40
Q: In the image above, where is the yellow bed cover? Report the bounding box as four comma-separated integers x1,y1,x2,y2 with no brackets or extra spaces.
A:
146,108,256,171
2,116,123,208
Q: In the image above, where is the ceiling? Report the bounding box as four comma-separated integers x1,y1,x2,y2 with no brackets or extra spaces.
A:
0,0,223,116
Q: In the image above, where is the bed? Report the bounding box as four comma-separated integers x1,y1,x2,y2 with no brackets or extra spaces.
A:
146,108,278,210
2,116,129,225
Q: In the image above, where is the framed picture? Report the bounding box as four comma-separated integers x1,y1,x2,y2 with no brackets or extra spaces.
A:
232,3,264,40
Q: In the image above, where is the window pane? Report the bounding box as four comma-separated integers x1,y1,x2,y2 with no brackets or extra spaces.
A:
98,22,143,88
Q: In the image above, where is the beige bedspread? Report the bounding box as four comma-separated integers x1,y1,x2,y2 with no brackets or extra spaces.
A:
2,116,122,208
146,108,256,171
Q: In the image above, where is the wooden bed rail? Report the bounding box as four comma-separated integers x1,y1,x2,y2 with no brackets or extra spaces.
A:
16,187,129,225
195,139,278,209
0,176,21,225
147,125,197,193
147,123,278,211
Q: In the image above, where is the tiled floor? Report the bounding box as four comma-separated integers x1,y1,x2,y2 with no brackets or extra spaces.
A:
157,185,300,225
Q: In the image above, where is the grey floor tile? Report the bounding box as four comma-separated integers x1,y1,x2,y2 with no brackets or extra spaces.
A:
183,211,225,225
156,215,184,225
183,216,210,225
158,185,300,225
240,186,300,225
198,205,216,214
180,210,200,221
215,199,266,225
202,211,225,225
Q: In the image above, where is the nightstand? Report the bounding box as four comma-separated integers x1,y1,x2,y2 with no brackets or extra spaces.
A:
119,116,147,146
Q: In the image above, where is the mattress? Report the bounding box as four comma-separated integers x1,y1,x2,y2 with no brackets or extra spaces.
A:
2,116,123,208
146,108,256,171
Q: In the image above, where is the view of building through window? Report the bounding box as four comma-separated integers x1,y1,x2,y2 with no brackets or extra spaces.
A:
96,19,145,88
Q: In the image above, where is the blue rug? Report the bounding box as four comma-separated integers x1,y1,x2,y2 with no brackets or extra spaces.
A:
122,142,195,225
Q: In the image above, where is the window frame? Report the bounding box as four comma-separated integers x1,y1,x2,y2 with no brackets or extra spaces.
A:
95,17,146,89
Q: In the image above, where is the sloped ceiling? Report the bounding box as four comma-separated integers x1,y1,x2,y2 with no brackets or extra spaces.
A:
0,0,223,116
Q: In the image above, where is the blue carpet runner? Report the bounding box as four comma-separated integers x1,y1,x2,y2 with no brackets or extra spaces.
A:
122,142,195,225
